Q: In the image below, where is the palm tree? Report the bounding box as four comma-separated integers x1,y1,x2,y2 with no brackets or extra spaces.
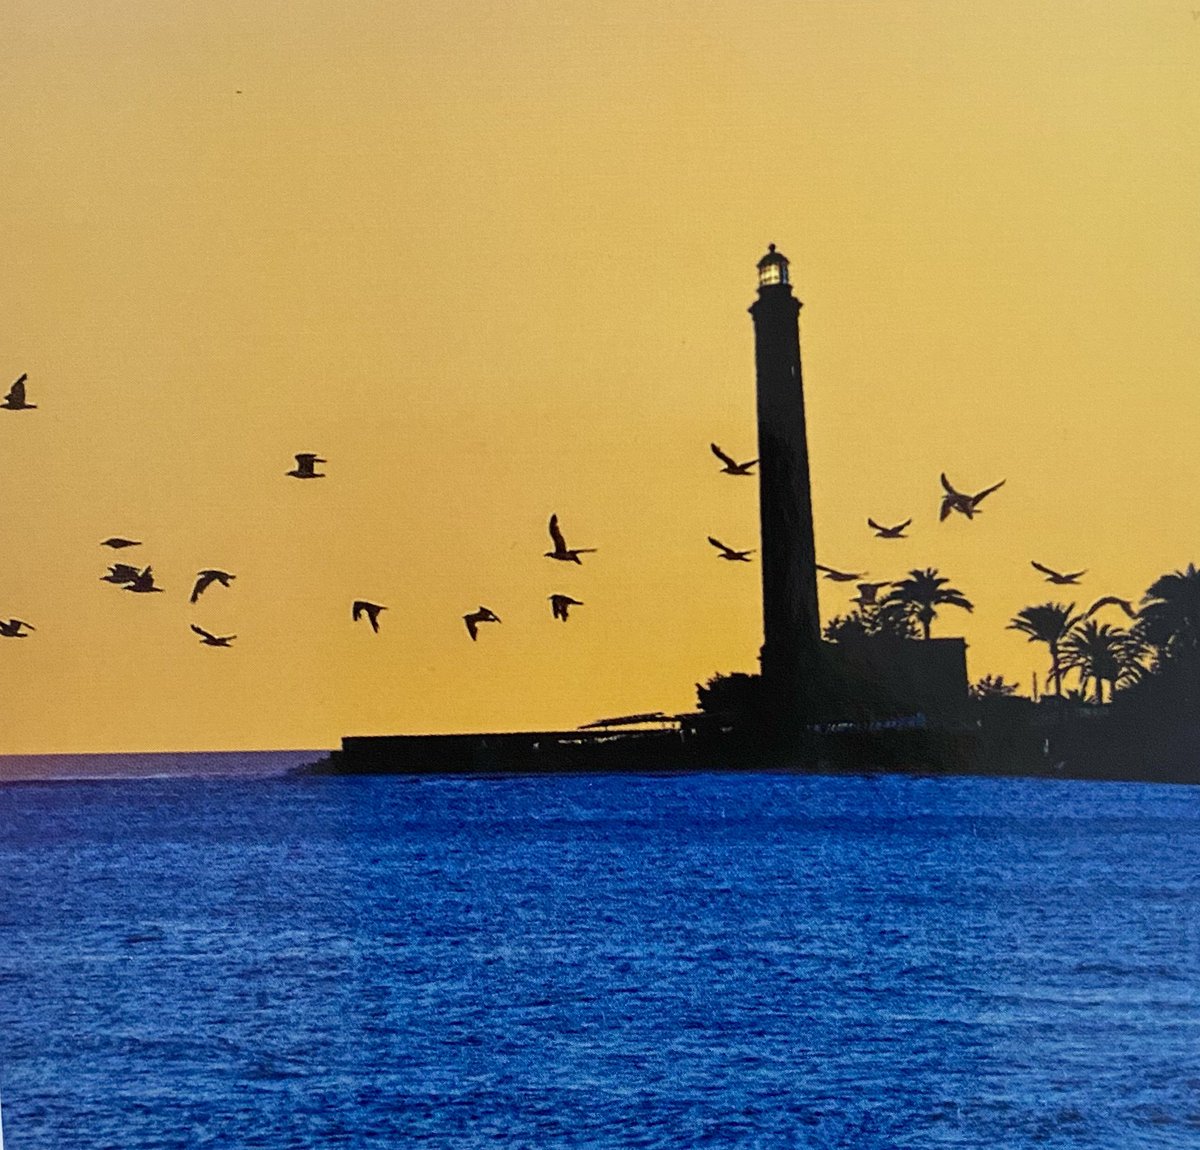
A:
1007,602,1083,698
883,568,973,640
1138,563,1200,663
1059,621,1144,704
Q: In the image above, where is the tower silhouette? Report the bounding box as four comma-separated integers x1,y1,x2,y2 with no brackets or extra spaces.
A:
750,245,822,719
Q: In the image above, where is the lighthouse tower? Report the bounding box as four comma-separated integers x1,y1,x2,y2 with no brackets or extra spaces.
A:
749,245,823,717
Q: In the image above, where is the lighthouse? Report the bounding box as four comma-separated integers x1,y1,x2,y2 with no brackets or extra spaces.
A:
750,245,823,718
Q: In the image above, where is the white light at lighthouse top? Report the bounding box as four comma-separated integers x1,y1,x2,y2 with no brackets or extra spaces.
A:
757,243,789,287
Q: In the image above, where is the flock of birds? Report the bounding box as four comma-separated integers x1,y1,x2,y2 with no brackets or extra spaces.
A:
0,371,613,647
94,539,241,645
0,373,1136,651
704,446,1137,625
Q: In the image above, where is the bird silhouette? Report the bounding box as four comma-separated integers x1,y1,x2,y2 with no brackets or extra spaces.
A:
1,374,36,410
191,569,236,603
101,563,141,585
1085,595,1137,620
102,537,141,549
545,515,596,564
286,453,326,479
190,624,235,647
1031,561,1086,585
353,600,387,633
123,567,164,594
851,581,893,606
816,564,866,582
549,594,584,621
0,618,35,637
868,517,911,538
710,443,757,475
464,606,501,641
939,474,1005,521
708,536,755,562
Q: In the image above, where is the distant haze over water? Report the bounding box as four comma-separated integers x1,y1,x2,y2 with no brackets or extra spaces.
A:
0,749,325,784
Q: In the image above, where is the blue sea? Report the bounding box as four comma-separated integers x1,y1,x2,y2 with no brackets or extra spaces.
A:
2,754,1200,1148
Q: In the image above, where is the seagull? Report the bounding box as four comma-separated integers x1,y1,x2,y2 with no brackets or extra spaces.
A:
190,569,236,603
549,594,584,621
101,563,142,585
1085,596,1137,620
1031,561,1086,585
708,536,755,562
102,537,141,549
286,453,326,479
710,443,758,476
123,567,164,594
352,600,387,633
851,581,893,607
545,515,596,564
940,474,1005,521
816,564,866,582
190,624,235,647
868,517,911,539
464,606,501,641
0,618,35,637
1,374,36,410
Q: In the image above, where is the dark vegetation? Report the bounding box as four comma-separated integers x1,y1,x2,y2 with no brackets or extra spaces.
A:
696,565,1200,776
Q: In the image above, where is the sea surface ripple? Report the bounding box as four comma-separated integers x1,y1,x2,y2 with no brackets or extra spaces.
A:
2,764,1200,1147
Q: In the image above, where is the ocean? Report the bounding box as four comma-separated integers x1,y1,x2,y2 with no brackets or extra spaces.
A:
1,755,1199,1147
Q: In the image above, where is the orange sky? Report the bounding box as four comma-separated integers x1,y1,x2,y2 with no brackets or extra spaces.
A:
3,1,1199,752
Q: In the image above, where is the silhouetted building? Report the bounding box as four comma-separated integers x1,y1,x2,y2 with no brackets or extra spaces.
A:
750,246,823,718
827,637,970,720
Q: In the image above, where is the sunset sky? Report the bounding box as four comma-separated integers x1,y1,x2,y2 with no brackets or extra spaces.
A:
3,1,1199,753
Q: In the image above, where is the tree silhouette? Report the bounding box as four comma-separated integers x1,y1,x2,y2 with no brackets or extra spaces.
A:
823,613,872,645
970,674,1020,700
883,568,973,640
1008,602,1083,698
1060,620,1143,704
824,602,919,644
695,672,763,721
1138,563,1200,664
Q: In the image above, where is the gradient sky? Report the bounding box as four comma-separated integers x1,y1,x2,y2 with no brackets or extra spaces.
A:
3,1,1199,752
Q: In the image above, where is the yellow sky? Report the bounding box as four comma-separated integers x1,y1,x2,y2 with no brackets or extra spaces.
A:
3,1,1199,752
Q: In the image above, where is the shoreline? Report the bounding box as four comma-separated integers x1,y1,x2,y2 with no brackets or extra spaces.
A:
297,721,1200,787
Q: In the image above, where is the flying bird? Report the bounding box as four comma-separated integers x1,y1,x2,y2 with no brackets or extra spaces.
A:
101,563,142,585
190,624,235,647
286,453,326,479
1031,561,1086,585
352,600,387,633
0,618,35,638
545,515,596,564
816,564,866,582
102,537,141,549
123,567,164,594
708,536,755,562
710,443,757,476
851,581,893,607
464,606,501,641
1,374,36,410
939,474,1005,521
549,594,584,621
190,569,236,603
1086,596,1137,620
868,518,911,539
